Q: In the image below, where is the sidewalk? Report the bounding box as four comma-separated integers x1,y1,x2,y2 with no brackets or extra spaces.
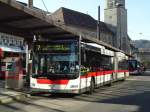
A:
0,80,30,104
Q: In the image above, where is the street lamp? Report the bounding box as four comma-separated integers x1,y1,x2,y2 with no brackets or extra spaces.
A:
97,6,101,40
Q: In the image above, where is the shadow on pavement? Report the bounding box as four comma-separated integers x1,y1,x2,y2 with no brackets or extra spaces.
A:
99,91,150,112
72,80,150,112
31,92,77,99
1,98,66,112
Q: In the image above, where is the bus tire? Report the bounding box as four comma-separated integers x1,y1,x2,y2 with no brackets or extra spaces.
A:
89,78,95,94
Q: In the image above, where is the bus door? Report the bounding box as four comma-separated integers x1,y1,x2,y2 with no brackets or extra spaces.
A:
0,48,4,80
80,46,89,90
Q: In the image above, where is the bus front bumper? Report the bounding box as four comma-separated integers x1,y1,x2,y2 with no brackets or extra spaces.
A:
30,88,80,94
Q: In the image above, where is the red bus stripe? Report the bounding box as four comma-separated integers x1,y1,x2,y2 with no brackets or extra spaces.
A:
80,70,129,79
116,70,129,73
36,79,69,85
36,70,129,83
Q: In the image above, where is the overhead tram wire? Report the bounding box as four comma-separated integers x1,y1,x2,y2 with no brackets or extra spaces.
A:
41,0,49,12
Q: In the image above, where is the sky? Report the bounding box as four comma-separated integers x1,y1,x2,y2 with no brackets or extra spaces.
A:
18,0,150,40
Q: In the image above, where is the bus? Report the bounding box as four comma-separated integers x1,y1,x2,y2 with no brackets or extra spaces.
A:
0,48,4,79
128,59,144,75
30,38,129,94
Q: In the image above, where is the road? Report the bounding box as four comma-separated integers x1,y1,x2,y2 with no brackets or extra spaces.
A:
1,72,150,112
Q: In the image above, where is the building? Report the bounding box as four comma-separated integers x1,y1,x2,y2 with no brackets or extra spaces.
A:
132,48,150,68
0,0,132,55
50,0,131,54
0,0,131,58
51,7,114,46
104,0,130,53
0,0,131,55
0,32,26,79
0,0,133,81
130,42,138,59
135,48,150,61
0,32,25,56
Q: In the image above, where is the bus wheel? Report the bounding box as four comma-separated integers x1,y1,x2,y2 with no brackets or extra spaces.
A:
89,78,95,94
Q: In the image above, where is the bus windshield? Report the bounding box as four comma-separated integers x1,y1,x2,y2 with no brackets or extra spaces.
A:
128,60,137,69
32,40,79,78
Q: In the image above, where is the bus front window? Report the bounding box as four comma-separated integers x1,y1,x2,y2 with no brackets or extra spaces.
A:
32,40,79,78
47,54,78,74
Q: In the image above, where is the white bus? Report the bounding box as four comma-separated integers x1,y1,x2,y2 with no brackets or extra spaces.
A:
30,38,129,94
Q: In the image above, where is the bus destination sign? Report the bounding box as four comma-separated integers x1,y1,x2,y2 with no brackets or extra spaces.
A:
35,44,71,53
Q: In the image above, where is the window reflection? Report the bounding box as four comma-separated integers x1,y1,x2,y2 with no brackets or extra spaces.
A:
33,41,79,75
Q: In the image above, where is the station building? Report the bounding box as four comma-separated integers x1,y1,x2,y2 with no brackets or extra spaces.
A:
0,32,25,54
0,0,131,80
50,0,131,54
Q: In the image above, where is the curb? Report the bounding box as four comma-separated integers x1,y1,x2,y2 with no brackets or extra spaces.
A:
0,93,31,104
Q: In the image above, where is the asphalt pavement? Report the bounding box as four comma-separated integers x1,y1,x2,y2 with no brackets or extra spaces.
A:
0,71,150,112
0,79,29,104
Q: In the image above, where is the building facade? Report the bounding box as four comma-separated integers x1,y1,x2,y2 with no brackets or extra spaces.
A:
0,32,25,55
104,0,130,53
51,2,131,53
135,48,150,61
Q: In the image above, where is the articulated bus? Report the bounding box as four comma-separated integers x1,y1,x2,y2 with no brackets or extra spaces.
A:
30,38,129,94
128,59,144,75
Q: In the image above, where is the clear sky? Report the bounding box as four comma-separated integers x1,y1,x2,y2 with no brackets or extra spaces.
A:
18,0,150,40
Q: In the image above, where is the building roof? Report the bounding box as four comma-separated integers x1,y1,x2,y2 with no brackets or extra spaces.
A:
52,7,114,34
0,0,123,53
